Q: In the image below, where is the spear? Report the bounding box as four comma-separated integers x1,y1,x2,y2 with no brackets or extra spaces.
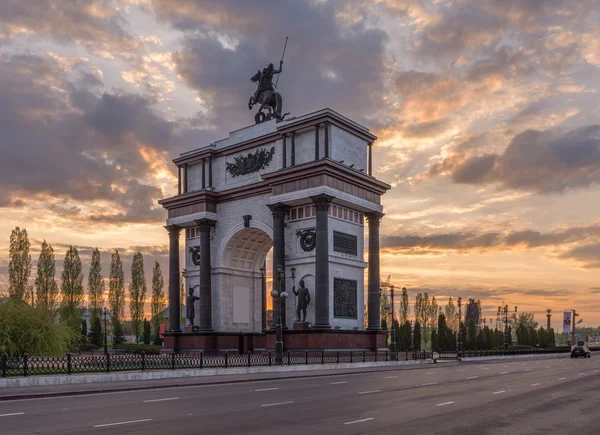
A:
275,36,288,88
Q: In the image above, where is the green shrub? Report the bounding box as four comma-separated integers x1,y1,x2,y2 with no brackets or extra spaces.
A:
0,299,78,356
113,343,162,355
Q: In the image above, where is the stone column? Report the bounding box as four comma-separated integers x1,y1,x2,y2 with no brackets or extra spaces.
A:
166,225,181,332
311,194,334,329
324,122,330,158
261,261,267,331
182,164,188,194
368,143,373,175
366,212,382,330
291,132,296,166
177,166,182,195
202,158,206,189
195,218,215,331
282,134,287,168
208,156,213,188
314,124,320,160
267,203,289,329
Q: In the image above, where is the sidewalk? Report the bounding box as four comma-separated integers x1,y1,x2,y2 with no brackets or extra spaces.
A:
0,359,436,401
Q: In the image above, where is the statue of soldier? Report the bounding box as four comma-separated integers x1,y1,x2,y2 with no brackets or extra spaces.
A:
293,279,311,322
186,287,200,327
253,61,282,102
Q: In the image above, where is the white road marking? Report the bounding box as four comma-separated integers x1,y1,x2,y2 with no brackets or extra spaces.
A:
467,376,478,379
344,418,374,425
500,372,509,374
457,369,466,372
493,391,506,395
530,383,541,387
578,373,585,376
545,366,551,369
521,363,526,366
93,419,152,428
420,382,439,386
143,397,179,403
436,401,455,407
594,370,599,373
358,390,381,395
481,367,489,370
558,377,566,380
426,372,436,374
253,388,279,392
0,412,25,417
525,368,533,371
503,365,509,367
330,381,348,384
261,401,294,407
384,376,398,379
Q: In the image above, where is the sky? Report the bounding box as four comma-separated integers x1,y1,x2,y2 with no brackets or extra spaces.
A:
1,0,599,329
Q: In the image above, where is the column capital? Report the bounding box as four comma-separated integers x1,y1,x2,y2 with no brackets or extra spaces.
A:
164,225,182,235
365,212,384,225
267,202,291,218
310,193,335,211
194,218,216,229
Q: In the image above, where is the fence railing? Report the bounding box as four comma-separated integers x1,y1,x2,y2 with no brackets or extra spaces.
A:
459,347,570,358
0,350,434,378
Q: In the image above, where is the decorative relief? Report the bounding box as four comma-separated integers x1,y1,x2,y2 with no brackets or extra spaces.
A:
334,278,357,318
333,231,357,256
226,147,275,177
296,228,316,252
189,246,200,266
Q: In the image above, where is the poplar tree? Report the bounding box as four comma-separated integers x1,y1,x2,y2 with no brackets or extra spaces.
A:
129,252,147,343
88,248,104,321
444,297,458,332
60,246,84,330
108,250,125,324
151,261,165,337
35,240,59,311
8,227,31,302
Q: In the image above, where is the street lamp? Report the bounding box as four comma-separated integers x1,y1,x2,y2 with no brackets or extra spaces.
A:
382,285,397,361
457,297,463,357
271,265,293,365
260,263,267,331
102,307,109,355
504,305,509,350
546,309,552,331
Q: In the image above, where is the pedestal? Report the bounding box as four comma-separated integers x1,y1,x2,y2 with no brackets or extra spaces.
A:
293,322,310,331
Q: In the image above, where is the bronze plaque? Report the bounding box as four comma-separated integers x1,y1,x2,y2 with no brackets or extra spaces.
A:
334,278,357,318
333,231,357,256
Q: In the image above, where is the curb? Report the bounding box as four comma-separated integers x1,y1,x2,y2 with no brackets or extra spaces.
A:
0,360,434,401
460,353,568,362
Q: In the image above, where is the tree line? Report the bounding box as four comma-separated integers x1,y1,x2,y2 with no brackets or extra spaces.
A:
378,284,557,351
2,227,167,354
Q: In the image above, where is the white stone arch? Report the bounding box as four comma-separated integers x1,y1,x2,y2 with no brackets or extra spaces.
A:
217,220,273,272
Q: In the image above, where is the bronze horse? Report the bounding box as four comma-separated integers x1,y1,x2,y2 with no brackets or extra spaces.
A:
248,69,288,124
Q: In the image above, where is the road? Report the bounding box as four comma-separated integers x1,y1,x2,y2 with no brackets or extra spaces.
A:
1,355,598,434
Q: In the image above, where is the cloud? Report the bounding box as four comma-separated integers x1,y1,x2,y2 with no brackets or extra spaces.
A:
0,1,139,56
559,243,600,269
153,0,389,131
0,53,177,224
428,125,600,193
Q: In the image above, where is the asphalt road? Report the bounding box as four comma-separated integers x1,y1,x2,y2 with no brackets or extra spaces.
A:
1,355,598,435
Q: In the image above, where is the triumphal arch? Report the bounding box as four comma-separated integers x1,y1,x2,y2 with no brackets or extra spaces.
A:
159,72,390,352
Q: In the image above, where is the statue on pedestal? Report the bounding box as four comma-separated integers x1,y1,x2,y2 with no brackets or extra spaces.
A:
186,287,200,328
293,279,311,322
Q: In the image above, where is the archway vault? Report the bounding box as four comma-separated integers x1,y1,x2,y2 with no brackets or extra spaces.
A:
221,227,272,272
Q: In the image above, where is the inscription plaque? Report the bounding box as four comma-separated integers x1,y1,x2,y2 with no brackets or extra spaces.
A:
333,231,357,256
334,278,357,318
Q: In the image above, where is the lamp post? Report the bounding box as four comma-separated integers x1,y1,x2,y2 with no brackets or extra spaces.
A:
102,307,109,355
260,263,267,331
572,309,579,347
503,305,509,350
383,285,397,360
457,297,463,357
546,309,552,331
272,265,292,365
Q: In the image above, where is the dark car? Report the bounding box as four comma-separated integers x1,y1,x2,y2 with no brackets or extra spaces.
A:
571,346,591,358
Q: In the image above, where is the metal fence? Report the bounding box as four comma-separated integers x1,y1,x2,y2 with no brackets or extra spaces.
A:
459,347,570,358
0,350,433,378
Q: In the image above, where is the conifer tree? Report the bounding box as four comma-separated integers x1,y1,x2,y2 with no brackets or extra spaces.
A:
8,227,31,302
35,240,59,311
413,321,422,351
61,246,84,330
88,316,103,347
108,250,125,326
143,318,151,345
151,261,166,338
399,287,410,324
129,252,147,343
444,297,458,332
88,248,104,321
